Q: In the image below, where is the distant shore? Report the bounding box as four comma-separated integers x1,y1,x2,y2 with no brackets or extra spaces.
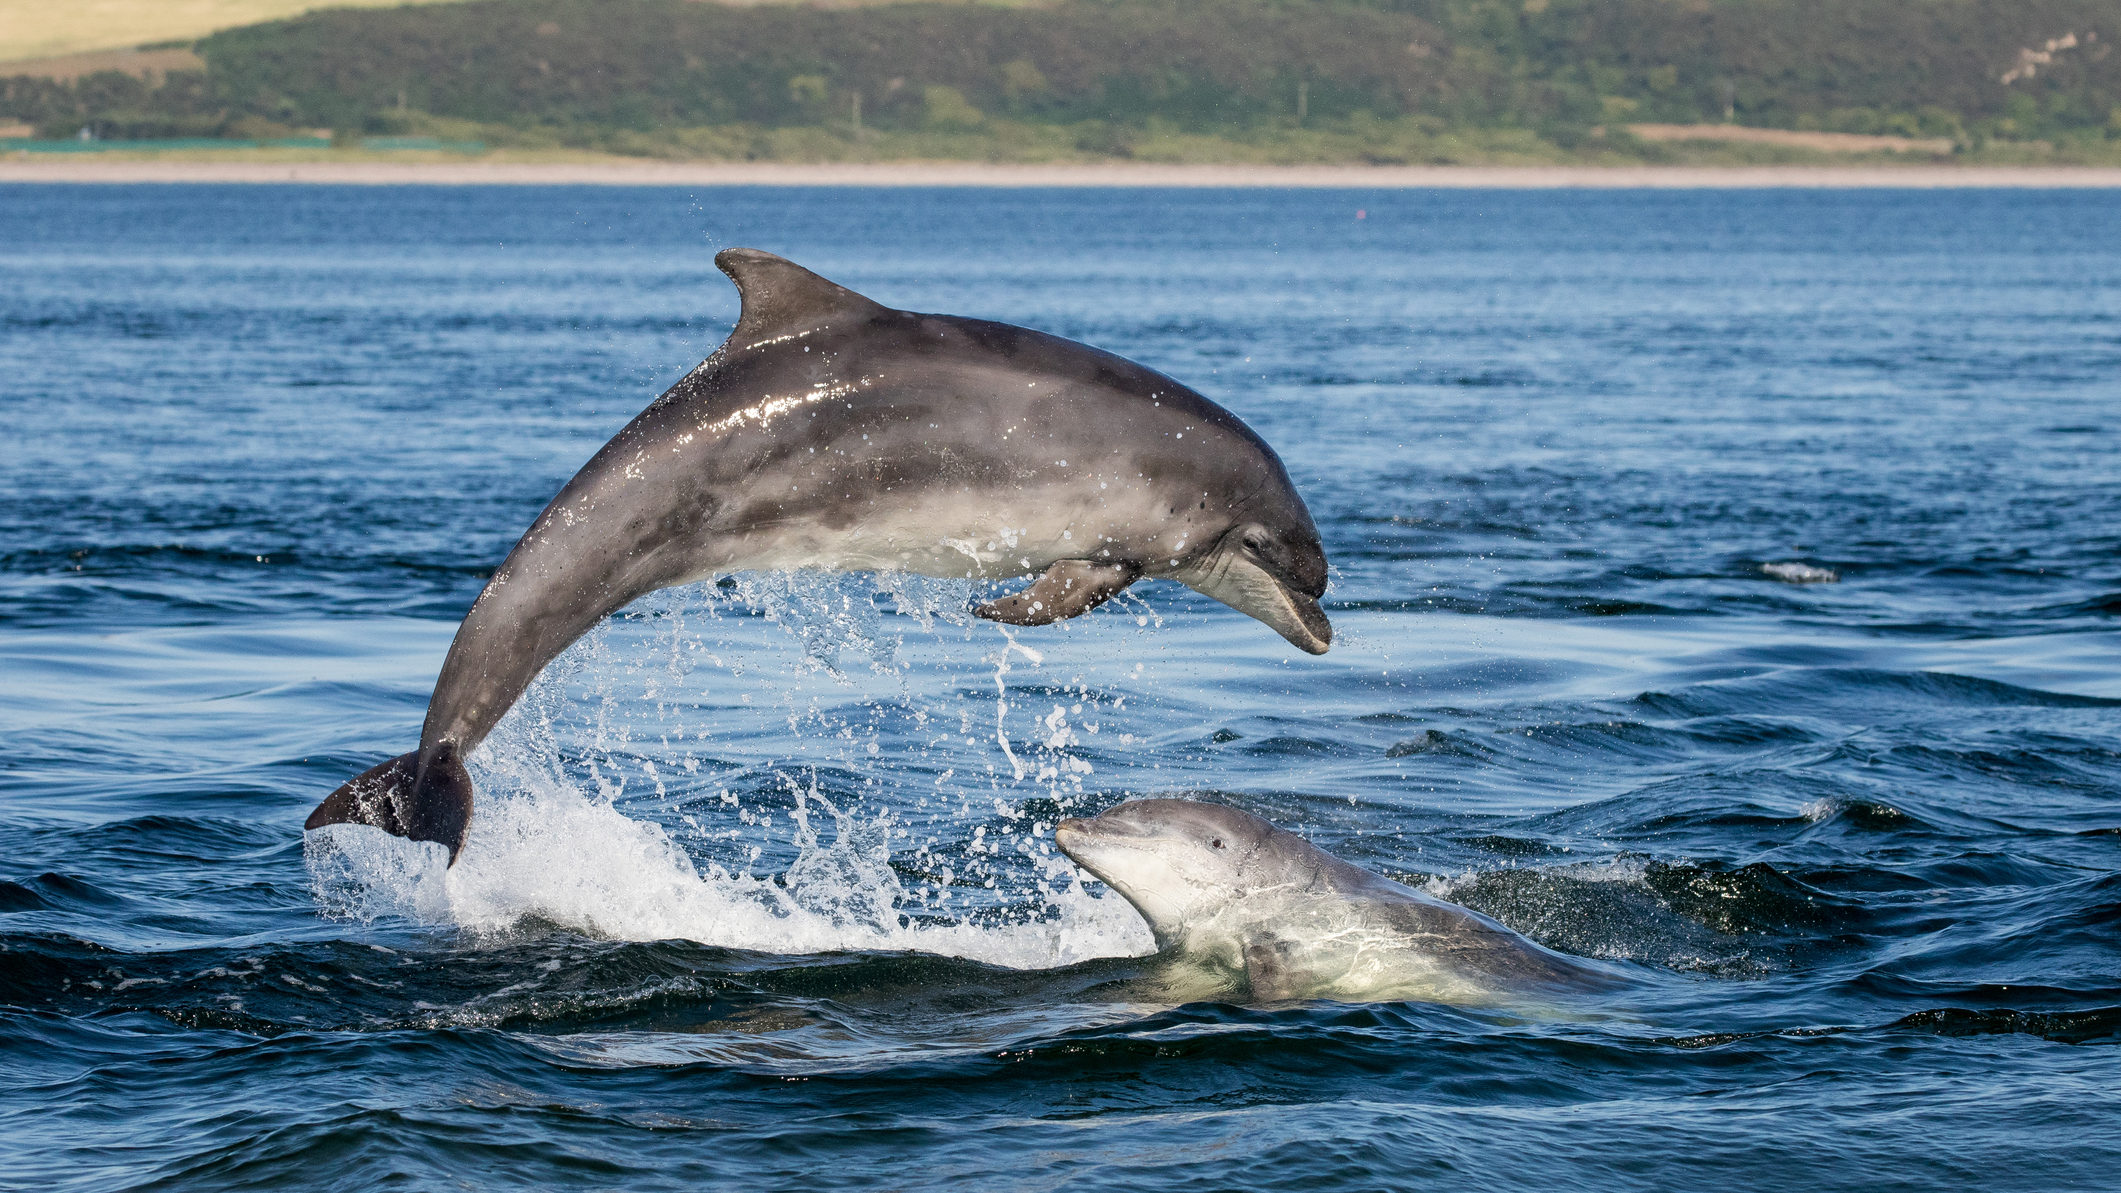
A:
7,159,2121,188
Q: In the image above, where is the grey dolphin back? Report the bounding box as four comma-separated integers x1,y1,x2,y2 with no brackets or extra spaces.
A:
412,250,875,758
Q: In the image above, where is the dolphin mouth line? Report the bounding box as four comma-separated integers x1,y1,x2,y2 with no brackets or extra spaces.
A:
1053,817,1098,857
1053,819,1185,940
1055,814,1153,842
1172,547,1332,655
1251,551,1324,604
1053,817,1132,883
1258,559,1332,649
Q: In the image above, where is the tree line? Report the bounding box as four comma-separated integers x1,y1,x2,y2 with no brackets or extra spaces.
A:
4,0,2117,152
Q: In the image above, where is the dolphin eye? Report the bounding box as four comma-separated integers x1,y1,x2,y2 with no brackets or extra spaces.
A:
1211,838,1224,849
1242,531,1268,553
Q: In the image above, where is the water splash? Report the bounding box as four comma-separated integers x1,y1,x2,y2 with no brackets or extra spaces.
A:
304,772,1154,968
306,568,1157,969
1761,561,1840,584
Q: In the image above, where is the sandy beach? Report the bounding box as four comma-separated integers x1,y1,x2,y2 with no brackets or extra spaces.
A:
6,158,2121,187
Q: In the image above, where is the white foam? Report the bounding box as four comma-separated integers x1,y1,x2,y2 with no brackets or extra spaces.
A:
1760,561,1840,584
306,779,1154,968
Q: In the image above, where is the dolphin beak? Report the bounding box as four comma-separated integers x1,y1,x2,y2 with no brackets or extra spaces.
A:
1054,817,1103,879
1175,550,1333,655
1055,816,1122,871
1051,814,1185,948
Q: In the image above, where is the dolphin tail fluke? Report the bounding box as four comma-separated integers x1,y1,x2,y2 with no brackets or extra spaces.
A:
305,746,474,864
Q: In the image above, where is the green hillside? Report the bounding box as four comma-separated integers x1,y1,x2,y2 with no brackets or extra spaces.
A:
5,0,2119,162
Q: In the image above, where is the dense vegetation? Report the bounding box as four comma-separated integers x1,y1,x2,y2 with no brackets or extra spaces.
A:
5,0,2120,160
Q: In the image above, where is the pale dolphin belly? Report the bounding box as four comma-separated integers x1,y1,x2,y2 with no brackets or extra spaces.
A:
684,494,1140,583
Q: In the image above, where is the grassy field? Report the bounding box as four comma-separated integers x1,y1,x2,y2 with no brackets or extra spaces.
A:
0,48,204,83
0,0,472,62
0,0,1022,64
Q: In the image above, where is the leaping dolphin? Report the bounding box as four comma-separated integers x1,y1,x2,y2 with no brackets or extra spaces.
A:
1056,799,1624,1003
308,249,1331,863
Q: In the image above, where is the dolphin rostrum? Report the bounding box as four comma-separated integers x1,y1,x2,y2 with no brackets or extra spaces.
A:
308,249,1331,863
1055,799,1623,1003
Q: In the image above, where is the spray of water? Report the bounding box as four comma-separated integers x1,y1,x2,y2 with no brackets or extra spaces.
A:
308,570,1158,968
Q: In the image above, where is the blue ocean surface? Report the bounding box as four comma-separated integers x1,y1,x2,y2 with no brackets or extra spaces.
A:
2,183,2118,1190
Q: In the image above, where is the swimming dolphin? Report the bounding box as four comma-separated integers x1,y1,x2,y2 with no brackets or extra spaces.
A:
308,249,1331,863
1055,799,1621,1004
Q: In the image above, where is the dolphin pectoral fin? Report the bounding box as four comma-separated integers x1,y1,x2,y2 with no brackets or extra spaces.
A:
1243,937,1305,1002
305,746,475,864
974,560,1141,626
1178,553,1333,655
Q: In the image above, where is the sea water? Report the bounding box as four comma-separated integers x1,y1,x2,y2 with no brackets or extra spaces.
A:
2,184,2118,1189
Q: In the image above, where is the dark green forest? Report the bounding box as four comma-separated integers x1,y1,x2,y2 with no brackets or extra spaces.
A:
6,0,2120,159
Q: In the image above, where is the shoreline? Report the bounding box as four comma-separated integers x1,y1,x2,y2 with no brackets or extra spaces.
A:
5,159,2121,187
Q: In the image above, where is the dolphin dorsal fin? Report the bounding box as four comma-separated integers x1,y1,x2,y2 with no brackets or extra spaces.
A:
715,248,888,349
